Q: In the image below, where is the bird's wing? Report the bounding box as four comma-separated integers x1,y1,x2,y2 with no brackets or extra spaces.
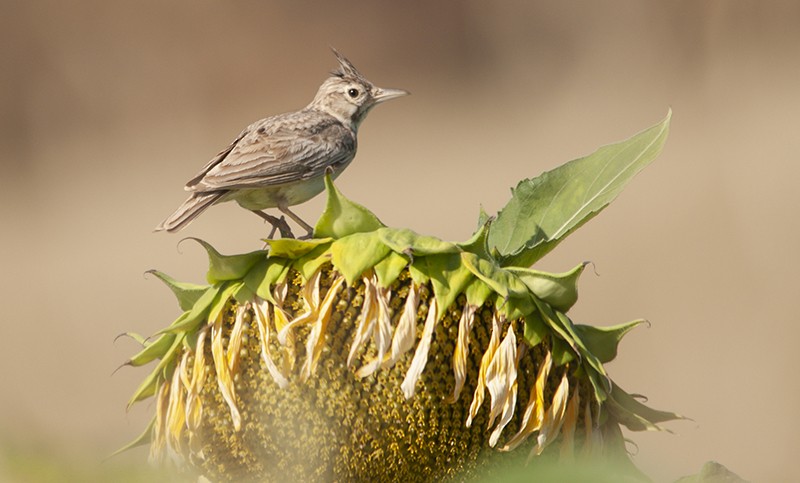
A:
185,128,249,189
186,112,356,192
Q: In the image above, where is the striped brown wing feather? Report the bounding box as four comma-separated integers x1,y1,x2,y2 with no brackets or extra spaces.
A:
186,111,355,192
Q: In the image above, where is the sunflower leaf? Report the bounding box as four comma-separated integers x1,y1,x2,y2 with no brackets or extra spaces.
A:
506,263,588,312
158,284,220,335
373,251,410,288
377,227,459,256
607,382,686,431
488,111,671,267
523,311,548,347
460,252,528,299
330,232,391,285
424,254,474,315
458,218,492,260
110,417,155,458
246,258,290,303
127,334,183,408
145,270,208,311
574,319,647,363
293,244,333,281
185,238,266,284
464,278,492,308
125,333,176,367
266,238,332,259
314,173,385,238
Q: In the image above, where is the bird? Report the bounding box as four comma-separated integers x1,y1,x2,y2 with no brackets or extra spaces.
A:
155,49,408,238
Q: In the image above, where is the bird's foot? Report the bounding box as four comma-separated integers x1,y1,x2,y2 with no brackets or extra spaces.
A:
252,211,295,239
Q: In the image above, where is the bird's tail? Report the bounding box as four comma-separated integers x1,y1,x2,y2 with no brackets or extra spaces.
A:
155,192,225,233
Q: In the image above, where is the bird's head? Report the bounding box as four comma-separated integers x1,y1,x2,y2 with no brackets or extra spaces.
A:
308,49,408,131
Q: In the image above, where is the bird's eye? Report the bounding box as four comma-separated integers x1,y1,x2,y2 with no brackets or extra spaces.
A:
347,88,359,98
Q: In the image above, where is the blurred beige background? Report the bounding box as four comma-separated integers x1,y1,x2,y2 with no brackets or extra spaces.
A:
2,1,798,481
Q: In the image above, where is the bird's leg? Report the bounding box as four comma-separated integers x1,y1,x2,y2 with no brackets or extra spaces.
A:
266,215,290,239
278,205,315,240
250,210,295,238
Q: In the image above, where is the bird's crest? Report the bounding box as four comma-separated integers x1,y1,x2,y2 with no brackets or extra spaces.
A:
331,48,366,81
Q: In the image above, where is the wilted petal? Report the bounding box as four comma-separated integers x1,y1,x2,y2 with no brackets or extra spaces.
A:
166,361,187,457
302,275,345,380
150,380,170,463
581,400,604,458
487,336,524,448
276,271,322,345
448,303,477,403
466,314,502,427
226,303,248,374
348,276,378,367
211,310,241,431
179,348,192,391
501,350,553,451
271,283,290,332
559,382,581,461
401,298,439,399
385,283,419,368
374,286,393,365
485,324,518,429
356,283,394,378
302,269,322,311
532,371,570,457
185,327,208,431
253,298,290,389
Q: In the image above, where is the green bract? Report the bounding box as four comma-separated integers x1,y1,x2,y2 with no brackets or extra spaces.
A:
122,112,679,480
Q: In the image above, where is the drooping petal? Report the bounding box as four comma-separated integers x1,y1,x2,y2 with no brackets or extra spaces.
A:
302,275,346,380
466,313,502,427
532,371,570,457
485,323,517,428
302,268,322,311
401,298,439,399
581,400,604,458
211,308,241,431
448,303,477,403
277,270,322,344
271,283,290,333
348,275,378,368
373,286,394,368
179,347,192,391
253,297,290,389
226,303,248,374
356,283,394,378
385,283,419,368
559,381,581,461
185,327,208,431
487,336,523,448
501,350,553,451
165,360,187,458
150,379,170,463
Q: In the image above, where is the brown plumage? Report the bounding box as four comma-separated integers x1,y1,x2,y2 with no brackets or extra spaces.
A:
155,49,408,236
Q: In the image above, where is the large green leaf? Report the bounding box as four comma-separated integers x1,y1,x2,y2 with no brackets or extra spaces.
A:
488,111,671,267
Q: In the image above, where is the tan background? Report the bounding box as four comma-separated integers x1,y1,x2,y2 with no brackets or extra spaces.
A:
2,1,798,481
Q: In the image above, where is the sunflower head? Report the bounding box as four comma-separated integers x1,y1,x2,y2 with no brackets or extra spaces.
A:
121,113,679,481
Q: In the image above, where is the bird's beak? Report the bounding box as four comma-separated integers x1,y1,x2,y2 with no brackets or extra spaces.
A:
372,87,410,104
